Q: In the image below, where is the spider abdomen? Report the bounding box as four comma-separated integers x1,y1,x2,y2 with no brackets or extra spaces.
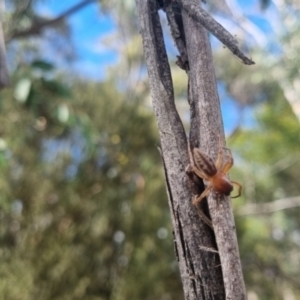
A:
193,148,217,177
211,173,233,196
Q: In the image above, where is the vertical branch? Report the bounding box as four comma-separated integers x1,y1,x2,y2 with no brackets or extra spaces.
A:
0,1,10,88
5,0,96,42
181,0,246,299
135,0,226,299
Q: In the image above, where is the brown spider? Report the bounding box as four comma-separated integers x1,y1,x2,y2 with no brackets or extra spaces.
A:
187,136,242,205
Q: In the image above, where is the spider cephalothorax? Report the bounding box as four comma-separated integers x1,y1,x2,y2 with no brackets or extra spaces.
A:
187,136,242,205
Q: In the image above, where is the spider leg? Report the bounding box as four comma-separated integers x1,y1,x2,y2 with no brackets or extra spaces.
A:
231,181,242,198
192,184,212,205
215,135,223,169
221,148,234,174
186,140,196,173
187,139,195,166
186,140,210,180
191,165,209,180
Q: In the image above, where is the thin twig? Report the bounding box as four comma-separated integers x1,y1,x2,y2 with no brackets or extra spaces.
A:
178,0,254,65
6,0,96,42
163,0,189,70
198,245,219,254
237,196,300,216
195,205,213,229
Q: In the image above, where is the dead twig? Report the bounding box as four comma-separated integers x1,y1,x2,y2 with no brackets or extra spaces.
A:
177,0,254,65
237,196,300,216
5,0,96,42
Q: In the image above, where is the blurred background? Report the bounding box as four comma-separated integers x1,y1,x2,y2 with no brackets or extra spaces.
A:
0,0,300,299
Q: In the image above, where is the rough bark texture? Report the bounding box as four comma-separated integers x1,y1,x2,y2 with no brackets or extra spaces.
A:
179,0,254,65
136,1,225,299
135,0,248,299
182,1,247,299
0,20,10,88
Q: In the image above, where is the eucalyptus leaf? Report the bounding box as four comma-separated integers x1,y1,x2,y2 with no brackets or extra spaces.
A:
57,104,69,123
14,78,31,103
31,60,54,71
42,79,72,98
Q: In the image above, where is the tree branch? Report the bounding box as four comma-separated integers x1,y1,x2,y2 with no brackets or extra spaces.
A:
178,0,254,65
5,0,96,42
181,0,247,298
163,0,189,70
136,0,225,299
0,20,10,88
237,196,300,216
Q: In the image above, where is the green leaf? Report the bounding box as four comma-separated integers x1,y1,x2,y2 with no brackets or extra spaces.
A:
31,60,54,71
41,79,72,98
14,78,32,103
57,104,70,123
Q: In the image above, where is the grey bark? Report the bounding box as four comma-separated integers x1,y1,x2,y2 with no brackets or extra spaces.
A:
179,0,254,65
135,0,250,299
182,0,247,299
0,3,10,88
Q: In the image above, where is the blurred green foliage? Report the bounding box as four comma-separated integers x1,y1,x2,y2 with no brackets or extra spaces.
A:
1,0,300,300
231,95,300,299
0,63,183,299
223,46,300,300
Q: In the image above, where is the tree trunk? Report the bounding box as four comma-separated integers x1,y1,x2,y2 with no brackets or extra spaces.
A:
135,0,248,299
0,1,10,88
